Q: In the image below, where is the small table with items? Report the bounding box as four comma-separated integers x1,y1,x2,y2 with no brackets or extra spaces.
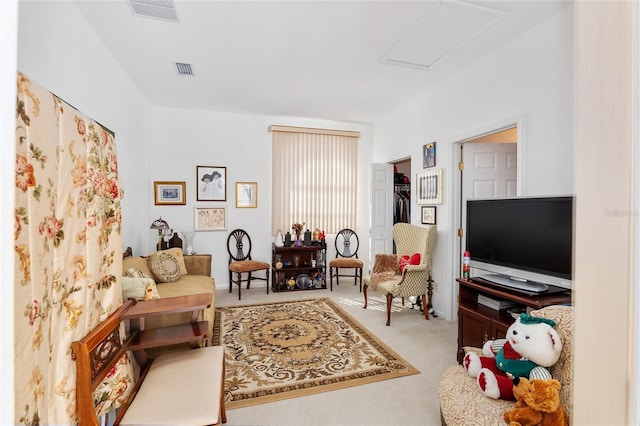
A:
272,242,327,292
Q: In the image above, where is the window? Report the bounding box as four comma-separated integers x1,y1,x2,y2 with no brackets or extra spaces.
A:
270,125,360,235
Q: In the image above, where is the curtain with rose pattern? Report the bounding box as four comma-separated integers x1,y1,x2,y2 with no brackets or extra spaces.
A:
14,72,131,424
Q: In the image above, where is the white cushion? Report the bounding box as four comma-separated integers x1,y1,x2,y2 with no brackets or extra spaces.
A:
121,276,160,301
120,346,225,425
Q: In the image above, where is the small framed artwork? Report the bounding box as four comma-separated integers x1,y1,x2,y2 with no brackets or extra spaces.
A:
423,142,436,168
416,168,443,205
421,206,437,225
154,181,186,205
236,182,257,208
196,166,227,202
194,206,226,231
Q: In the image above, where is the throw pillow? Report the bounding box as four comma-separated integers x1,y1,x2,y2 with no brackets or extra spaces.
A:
148,247,188,276
148,252,181,283
124,267,155,283
122,256,157,281
121,276,160,300
399,253,421,273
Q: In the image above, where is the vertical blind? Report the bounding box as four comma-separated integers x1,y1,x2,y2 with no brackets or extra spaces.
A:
270,126,359,235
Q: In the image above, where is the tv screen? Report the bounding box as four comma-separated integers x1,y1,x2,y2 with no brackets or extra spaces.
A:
466,196,573,291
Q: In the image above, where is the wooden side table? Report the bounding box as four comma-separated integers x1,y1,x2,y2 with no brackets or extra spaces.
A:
124,293,212,365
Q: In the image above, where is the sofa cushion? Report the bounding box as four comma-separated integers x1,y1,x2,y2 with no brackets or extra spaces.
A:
148,251,182,283
149,248,188,276
439,364,513,425
122,256,157,281
121,276,160,301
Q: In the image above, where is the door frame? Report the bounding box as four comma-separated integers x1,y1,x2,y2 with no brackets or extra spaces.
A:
447,114,525,321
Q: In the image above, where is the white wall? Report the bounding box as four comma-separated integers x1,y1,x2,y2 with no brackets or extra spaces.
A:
149,106,372,288
16,1,373,293
17,1,151,255
372,5,574,321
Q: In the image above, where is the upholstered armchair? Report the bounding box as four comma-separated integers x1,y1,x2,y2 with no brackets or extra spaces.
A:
363,223,437,326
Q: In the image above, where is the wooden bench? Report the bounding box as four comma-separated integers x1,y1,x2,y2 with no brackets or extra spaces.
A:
71,295,227,425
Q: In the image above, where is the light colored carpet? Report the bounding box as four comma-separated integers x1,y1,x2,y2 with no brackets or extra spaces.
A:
215,282,458,426
213,298,419,409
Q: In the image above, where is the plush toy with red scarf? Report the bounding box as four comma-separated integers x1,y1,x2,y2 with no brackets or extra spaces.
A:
463,313,563,400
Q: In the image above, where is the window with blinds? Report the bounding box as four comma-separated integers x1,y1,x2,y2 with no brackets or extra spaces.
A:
269,125,360,235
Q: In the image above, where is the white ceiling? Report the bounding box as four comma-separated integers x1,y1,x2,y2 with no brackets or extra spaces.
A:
74,0,570,124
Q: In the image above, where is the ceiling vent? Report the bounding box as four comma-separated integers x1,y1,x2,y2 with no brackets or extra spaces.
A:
380,1,504,70
175,62,194,77
128,0,179,23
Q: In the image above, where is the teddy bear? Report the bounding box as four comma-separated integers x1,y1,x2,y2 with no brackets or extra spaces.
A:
503,377,569,426
463,313,563,400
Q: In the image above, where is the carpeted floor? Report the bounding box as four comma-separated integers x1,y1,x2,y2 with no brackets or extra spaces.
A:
213,298,420,409
215,284,458,426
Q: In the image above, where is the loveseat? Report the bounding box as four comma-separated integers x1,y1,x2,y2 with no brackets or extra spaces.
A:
438,305,574,425
122,247,215,346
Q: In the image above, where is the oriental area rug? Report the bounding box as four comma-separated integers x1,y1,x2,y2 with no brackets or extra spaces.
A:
212,298,419,409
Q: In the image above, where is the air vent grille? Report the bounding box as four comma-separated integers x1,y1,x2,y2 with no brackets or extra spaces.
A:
128,0,179,22
175,62,194,76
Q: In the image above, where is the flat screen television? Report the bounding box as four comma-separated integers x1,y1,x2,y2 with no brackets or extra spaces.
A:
465,196,573,292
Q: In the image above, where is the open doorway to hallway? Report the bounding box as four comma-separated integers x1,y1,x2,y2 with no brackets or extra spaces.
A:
451,123,520,318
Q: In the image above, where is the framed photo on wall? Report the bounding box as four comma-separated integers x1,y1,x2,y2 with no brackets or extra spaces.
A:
154,181,186,205
416,168,443,205
423,142,436,168
421,206,437,225
196,165,227,201
236,182,257,208
194,206,226,231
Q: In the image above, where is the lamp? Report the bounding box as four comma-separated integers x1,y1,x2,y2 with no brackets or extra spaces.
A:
150,216,170,250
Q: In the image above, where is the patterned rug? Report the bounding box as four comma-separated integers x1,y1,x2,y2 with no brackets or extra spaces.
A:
212,298,419,409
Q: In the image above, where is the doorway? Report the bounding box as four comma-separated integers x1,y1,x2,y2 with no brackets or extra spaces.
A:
450,121,521,319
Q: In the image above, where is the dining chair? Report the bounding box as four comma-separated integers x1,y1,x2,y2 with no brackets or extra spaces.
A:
329,228,364,292
227,229,270,300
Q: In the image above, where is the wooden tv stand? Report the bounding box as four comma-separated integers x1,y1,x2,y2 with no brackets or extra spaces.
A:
456,277,571,363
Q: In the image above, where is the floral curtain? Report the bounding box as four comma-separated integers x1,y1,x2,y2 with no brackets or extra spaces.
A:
14,72,128,424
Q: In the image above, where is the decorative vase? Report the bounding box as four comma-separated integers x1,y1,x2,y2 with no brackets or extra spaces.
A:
274,230,284,247
284,232,292,246
295,239,303,247
181,232,195,255
293,255,301,267
169,232,183,249
303,229,312,246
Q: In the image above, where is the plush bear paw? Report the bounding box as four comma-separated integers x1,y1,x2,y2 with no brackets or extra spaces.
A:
463,352,482,377
477,368,501,399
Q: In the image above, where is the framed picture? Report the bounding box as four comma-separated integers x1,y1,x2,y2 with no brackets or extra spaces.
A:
236,182,257,208
196,166,227,201
194,206,226,231
421,206,437,225
154,181,186,205
423,142,436,168
416,168,443,205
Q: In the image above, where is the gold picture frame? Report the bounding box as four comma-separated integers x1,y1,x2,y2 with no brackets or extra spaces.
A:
235,182,257,208
194,206,226,231
154,181,186,205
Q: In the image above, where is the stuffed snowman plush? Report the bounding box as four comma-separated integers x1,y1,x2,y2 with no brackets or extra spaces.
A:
463,313,563,400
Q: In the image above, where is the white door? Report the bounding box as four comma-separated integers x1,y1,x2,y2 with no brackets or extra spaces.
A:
463,142,518,201
460,142,518,271
369,163,394,272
